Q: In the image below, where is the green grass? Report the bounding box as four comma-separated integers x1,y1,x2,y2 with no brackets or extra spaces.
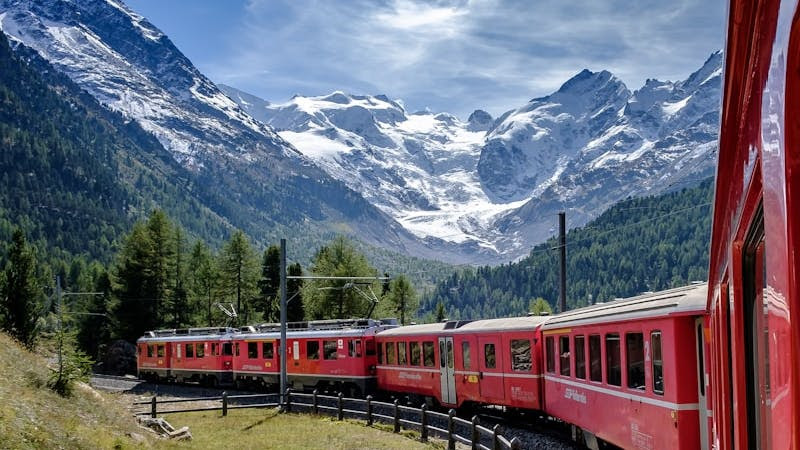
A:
158,409,441,449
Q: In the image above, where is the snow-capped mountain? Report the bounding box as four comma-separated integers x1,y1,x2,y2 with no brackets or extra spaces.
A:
0,0,433,260
222,52,720,262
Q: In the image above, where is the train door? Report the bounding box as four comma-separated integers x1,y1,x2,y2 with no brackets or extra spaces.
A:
741,210,769,449
478,336,504,402
438,337,456,405
695,317,709,450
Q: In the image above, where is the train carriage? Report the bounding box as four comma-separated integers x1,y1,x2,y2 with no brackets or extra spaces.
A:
137,327,236,386
232,319,392,396
540,284,709,450
376,316,548,410
709,0,800,448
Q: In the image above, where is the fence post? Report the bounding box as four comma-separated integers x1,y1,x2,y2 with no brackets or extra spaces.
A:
420,404,428,442
366,395,373,426
338,392,344,421
447,409,456,450
492,424,501,450
510,437,521,450
222,391,228,417
150,396,157,418
313,389,319,415
285,388,292,413
471,415,479,450
393,399,400,433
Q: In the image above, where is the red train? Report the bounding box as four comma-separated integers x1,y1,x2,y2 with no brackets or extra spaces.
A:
707,0,800,449
135,1,799,448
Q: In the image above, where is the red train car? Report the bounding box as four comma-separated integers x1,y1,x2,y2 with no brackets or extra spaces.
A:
376,316,548,410
709,1,800,448
540,284,709,450
232,319,393,396
137,328,235,386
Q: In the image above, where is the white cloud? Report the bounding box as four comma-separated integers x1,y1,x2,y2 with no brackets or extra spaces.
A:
207,0,724,118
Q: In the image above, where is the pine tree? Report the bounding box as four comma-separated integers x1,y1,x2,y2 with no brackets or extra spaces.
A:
113,223,157,342
528,297,552,315
256,245,280,322
435,301,446,323
170,226,189,328
76,266,113,361
146,210,173,326
287,262,305,322
218,230,258,325
302,235,378,320
189,240,218,326
383,275,418,324
1,228,43,348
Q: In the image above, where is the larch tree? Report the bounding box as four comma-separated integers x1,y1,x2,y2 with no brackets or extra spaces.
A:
188,240,218,326
256,245,280,322
383,275,418,325
218,230,258,325
1,228,43,348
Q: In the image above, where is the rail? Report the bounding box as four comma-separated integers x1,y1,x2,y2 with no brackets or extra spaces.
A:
133,389,521,450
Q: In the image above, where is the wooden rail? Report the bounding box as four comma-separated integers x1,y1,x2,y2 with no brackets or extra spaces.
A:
134,389,521,450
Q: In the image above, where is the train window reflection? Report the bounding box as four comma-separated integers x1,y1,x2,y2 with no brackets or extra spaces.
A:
410,342,421,366
196,343,204,358
423,342,435,367
462,342,471,369
386,342,396,364
186,343,194,358
511,339,532,371
546,337,555,373
377,341,384,364
398,342,407,365
307,341,320,360
323,340,338,360
559,336,571,376
484,344,496,369
263,342,274,359
626,333,645,390
248,342,258,359
651,331,664,395
606,334,621,386
575,335,586,379
589,335,602,382
157,345,164,357
222,342,233,356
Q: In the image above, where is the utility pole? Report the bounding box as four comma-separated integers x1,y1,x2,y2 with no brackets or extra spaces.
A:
558,211,567,313
279,238,287,408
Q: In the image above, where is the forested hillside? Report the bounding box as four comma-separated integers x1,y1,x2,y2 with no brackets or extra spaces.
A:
421,178,713,319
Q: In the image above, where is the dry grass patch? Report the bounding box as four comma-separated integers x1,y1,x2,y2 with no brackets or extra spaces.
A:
0,333,154,449
157,409,441,450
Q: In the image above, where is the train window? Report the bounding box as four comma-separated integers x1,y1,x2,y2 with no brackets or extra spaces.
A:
626,333,645,390
222,343,233,356
377,342,384,364
575,335,586,379
196,343,204,358
651,331,663,395
157,345,165,357
365,340,375,356
248,342,258,359
211,343,218,356
447,340,454,369
439,341,446,367
386,342,396,365
484,343,496,369
349,339,362,357
423,342,435,367
589,335,602,382
462,342,471,370
511,339,532,372
307,341,320,360
606,334,621,386
186,343,194,358
398,342,407,365
323,340,338,360
263,342,274,359
234,343,240,357
545,336,555,373
559,336,571,376
410,342,421,366
147,345,154,358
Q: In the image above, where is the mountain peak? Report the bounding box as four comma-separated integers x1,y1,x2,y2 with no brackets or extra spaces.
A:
556,69,619,96
467,109,493,132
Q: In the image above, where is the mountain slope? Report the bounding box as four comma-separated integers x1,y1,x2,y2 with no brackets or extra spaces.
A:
0,0,433,262
224,54,720,263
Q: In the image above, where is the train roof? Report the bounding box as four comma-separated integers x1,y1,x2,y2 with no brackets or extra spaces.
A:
378,315,548,337
137,327,237,342
542,283,708,329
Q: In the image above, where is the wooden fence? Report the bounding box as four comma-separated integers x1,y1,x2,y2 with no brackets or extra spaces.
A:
133,390,522,450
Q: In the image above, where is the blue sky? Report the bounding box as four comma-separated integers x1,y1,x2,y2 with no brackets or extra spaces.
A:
125,0,726,118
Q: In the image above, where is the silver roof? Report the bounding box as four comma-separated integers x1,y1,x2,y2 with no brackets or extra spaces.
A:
378,315,548,337
542,283,708,329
